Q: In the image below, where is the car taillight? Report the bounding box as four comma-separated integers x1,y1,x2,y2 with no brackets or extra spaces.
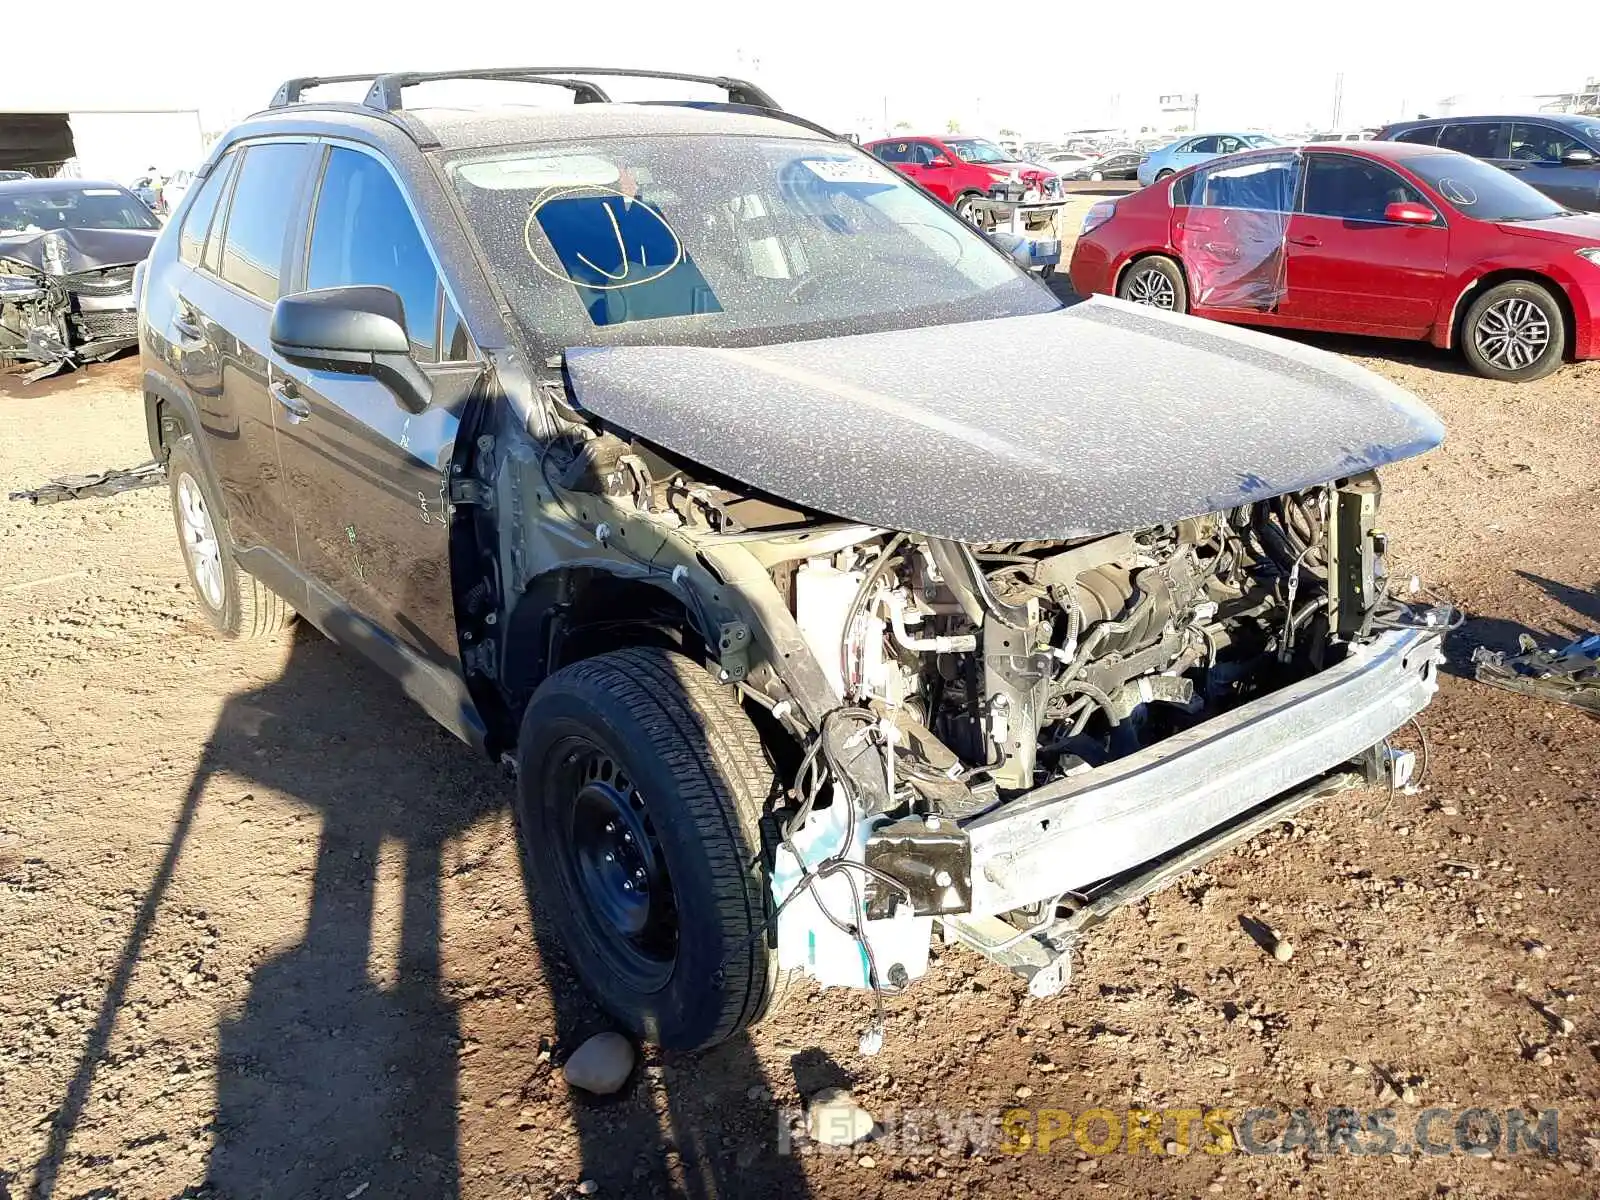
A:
1082,200,1117,235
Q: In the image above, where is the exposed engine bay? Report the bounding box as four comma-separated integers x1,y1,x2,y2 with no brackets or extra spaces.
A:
1,258,141,381
787,479,1391,802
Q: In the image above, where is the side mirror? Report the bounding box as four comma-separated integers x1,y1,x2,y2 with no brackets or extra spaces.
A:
270,285,431,414
927,155,951,167
1562,147,1597,166
1384,201,1438,224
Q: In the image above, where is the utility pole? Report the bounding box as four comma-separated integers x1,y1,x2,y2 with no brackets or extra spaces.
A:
1331,72,1345,129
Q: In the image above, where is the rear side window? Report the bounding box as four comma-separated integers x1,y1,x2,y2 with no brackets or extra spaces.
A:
178,150,236,267
307,147,442,359
1438,122,1507,159
1393,126,1440,146
217,142,315,303
1301,155,1429,222
872,142,911,164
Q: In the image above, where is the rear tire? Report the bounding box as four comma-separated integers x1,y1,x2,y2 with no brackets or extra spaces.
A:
1155,169,1174,182
167,436,294,639
513,648,779,1051
1460,280,1566,382
1117,255,1189,313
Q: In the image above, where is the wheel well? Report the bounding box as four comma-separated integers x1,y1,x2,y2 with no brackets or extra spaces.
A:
1450,270,1574,354
500,570,703,728
1115,251,1189,298
147,394,189,457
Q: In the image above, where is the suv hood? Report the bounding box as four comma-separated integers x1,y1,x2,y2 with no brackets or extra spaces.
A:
564,298,1444,542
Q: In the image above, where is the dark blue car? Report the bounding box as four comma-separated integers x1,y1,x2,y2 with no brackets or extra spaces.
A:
1376,113,1600,211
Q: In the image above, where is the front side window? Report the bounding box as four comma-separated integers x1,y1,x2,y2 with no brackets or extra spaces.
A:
217,141,315,303
1438,122,1507,159
1184,155,1300,212
448,135,1053,347
0,186,159,234
1509,122,1588,163
1399,152,1566,222
1301,154,1430,222
1216,136,1245,155
308,147,443,359
178,150,236,267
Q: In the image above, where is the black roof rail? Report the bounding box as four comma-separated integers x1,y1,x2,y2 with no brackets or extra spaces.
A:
270,74,390,108
362,67,779,113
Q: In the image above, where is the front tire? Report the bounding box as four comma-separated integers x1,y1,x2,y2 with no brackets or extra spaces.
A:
514,648,778,1051
1460,281,1566,382
1155,169,1174,182
1117,255,1189,313
167,436,294,639
953,191,984,225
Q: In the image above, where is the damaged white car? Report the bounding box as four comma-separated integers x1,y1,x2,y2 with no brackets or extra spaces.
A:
1,178,158,380
140,68,1451,1053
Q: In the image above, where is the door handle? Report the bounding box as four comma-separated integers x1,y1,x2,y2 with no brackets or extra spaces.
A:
173,304,205,343
271,379,311,423
1288,234,1322,248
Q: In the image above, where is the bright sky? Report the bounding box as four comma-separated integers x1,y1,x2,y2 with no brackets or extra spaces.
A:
4,0,1594,148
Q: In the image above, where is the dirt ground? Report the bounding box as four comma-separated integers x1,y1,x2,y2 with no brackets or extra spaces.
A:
1,323,1598,1200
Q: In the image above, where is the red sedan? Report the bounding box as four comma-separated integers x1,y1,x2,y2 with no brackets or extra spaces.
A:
865,135,1060,221
1069,142,1600,381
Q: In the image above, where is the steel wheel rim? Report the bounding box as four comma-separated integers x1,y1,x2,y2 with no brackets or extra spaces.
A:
1475,297,1551,371
176,473,224,610
554,737,677,989
1126,268,1177,310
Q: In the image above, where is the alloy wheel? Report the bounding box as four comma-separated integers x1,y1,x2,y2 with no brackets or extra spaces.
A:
1126,267,1177,310
176,473,224,610
1473,296,1551,372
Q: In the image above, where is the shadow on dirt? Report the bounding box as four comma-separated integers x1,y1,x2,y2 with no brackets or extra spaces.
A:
30,616,805,1198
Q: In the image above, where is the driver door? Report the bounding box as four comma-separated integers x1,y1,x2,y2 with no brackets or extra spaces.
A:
1505,121,1600,212
270,143,479,679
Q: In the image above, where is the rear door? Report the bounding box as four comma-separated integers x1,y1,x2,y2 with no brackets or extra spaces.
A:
1171,136,1217,174
1172,152,1301,313
1280,151,1450,336
173,139,319,566
1507,121,1600,212
271,142,479,679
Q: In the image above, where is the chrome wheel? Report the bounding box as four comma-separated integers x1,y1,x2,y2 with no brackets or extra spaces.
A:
955,194,979,224
1126,267,1177,310
1473,296,1551,371
176,472,224,610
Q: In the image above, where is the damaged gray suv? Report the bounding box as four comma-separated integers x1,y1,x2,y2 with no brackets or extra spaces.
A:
137,68,1451,1052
